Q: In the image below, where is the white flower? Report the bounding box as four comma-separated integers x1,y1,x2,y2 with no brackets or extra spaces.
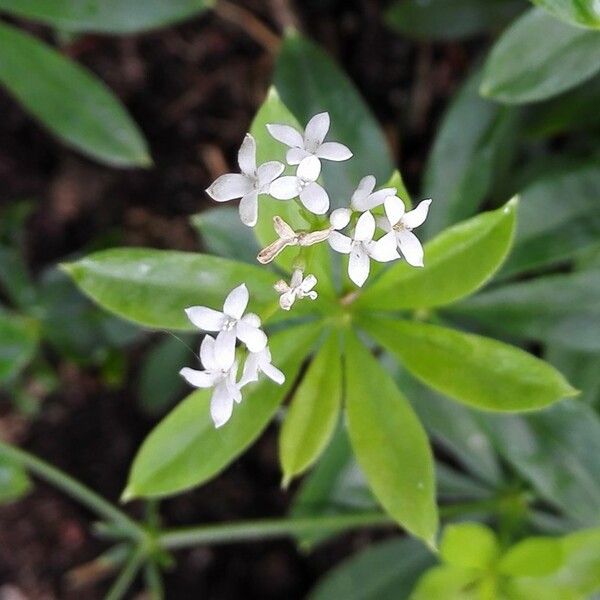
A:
239,346,285,387
274,269,318,310
206,134,284,227
269,156,330,215
179,335,241,428
329,211,399,287
185,284,267,367
378,197,432,267
266,112,352,166
257,216,332,264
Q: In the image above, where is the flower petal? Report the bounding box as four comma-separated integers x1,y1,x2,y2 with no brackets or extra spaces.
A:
215,329,237,369
300,182,329,215
316,141,352,161
185,306,225,331
330,207,352,230
237,322,268,353
286,147,311,165
350,175,376,208
329,231,353,254
179,367,216,388
270,176,300,200
297,155,321,182
273,215,296,240
210,381,234,428
402,199,432,229
237,134,256,176
355,187,396,211
256,161,285,191
261,361,285,385
226,374,242,404
368,232,401,263
207,173,253,202
300,274,317,292
239,191,259,227
239,352,260,387
354,211,376,242
279,290,296,310
223,283,249,319
199,335,218,370
398,229,425,267
304,112,330,149
348,246,370,287
266,123,304,148
384,195,405,226
291,269,303,288
241,312,261,328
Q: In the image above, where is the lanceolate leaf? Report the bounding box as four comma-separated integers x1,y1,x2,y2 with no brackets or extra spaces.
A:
345,332,438,546
124,322,321,499
0,311,39,383
365,317,576,412
0,0,213,34
64,248,280,330
530,0,600,29
279,332,342,485
356,198,517,311
480,8,600,104
0,22,150,167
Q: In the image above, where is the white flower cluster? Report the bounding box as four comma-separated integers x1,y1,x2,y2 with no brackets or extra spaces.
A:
181,111,432,427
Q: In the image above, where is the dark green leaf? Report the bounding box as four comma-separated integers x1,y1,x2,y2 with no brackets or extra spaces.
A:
0,311,39,383
0,456,32,504
0,21,150,167
530,0,600,29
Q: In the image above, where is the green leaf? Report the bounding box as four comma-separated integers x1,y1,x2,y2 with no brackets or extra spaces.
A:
411,565,481,600
0,311,39,383
63,248,281,331
0,0,213,34
499,537,563,577
480,400,600,526
279,332,342,485
499,163,600,277
451,268,600,351
310,537,434,600
344,332,438,547
480,8,600,104
356,198,517,311
124,322,321,499
440,523,499,570
530,0,600,29
0,22,150,167
0,456,32,504
365,317,576,412
423,69,518,235
274,31,394,204
385,0,524,40
386,170,413,209
191,206,259,264
0,246,38,309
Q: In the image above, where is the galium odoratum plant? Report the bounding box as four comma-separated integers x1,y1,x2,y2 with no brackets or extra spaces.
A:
63,89,577,550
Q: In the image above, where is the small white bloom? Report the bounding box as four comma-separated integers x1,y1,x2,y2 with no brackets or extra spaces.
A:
185,284,267,367
239,346,285,387
266,112,352,167
257,216,331,264
206,134,284,227
378,197,432,267
179,335,241,428
274,269,318,311
269,156,330,215
329,211,399,287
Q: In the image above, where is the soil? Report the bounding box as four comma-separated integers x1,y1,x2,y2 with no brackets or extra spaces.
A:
0,1,473,597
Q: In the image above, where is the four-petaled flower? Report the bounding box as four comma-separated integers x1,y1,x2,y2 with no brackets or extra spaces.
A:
185,284,267,366
206,134,284,227
378,197,432,267
329,211,399,287
239,346,285,387
274,269,318,311
267,112,352,167
179,335,241,428
269,156,330,215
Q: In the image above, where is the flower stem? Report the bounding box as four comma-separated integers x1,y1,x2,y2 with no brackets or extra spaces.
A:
0,440,144,540
104,547,145,600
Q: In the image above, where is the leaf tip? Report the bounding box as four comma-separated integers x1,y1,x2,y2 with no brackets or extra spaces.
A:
280,473,292,490
120,485,137,503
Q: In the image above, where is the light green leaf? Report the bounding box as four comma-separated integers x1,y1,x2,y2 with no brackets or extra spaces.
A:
386,170,413,209
0,22,150,167
124,322,321,499
0,311,39,383
0,0,213,34
411,565,480,600
279,332,342,485
423,69,518,235
356,198,517,311
310,537,434,600
481,8,600,104
441,523,499,570
345,332,438,547
531,0,600,29
0,456,32,504
364,317,576,412
63,248,280,330
274,31,394,204
386,0,524,40
499,536,563,576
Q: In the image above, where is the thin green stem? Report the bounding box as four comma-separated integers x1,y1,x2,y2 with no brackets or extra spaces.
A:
144,562,165,600
104,548,144,600
0,440,144,540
